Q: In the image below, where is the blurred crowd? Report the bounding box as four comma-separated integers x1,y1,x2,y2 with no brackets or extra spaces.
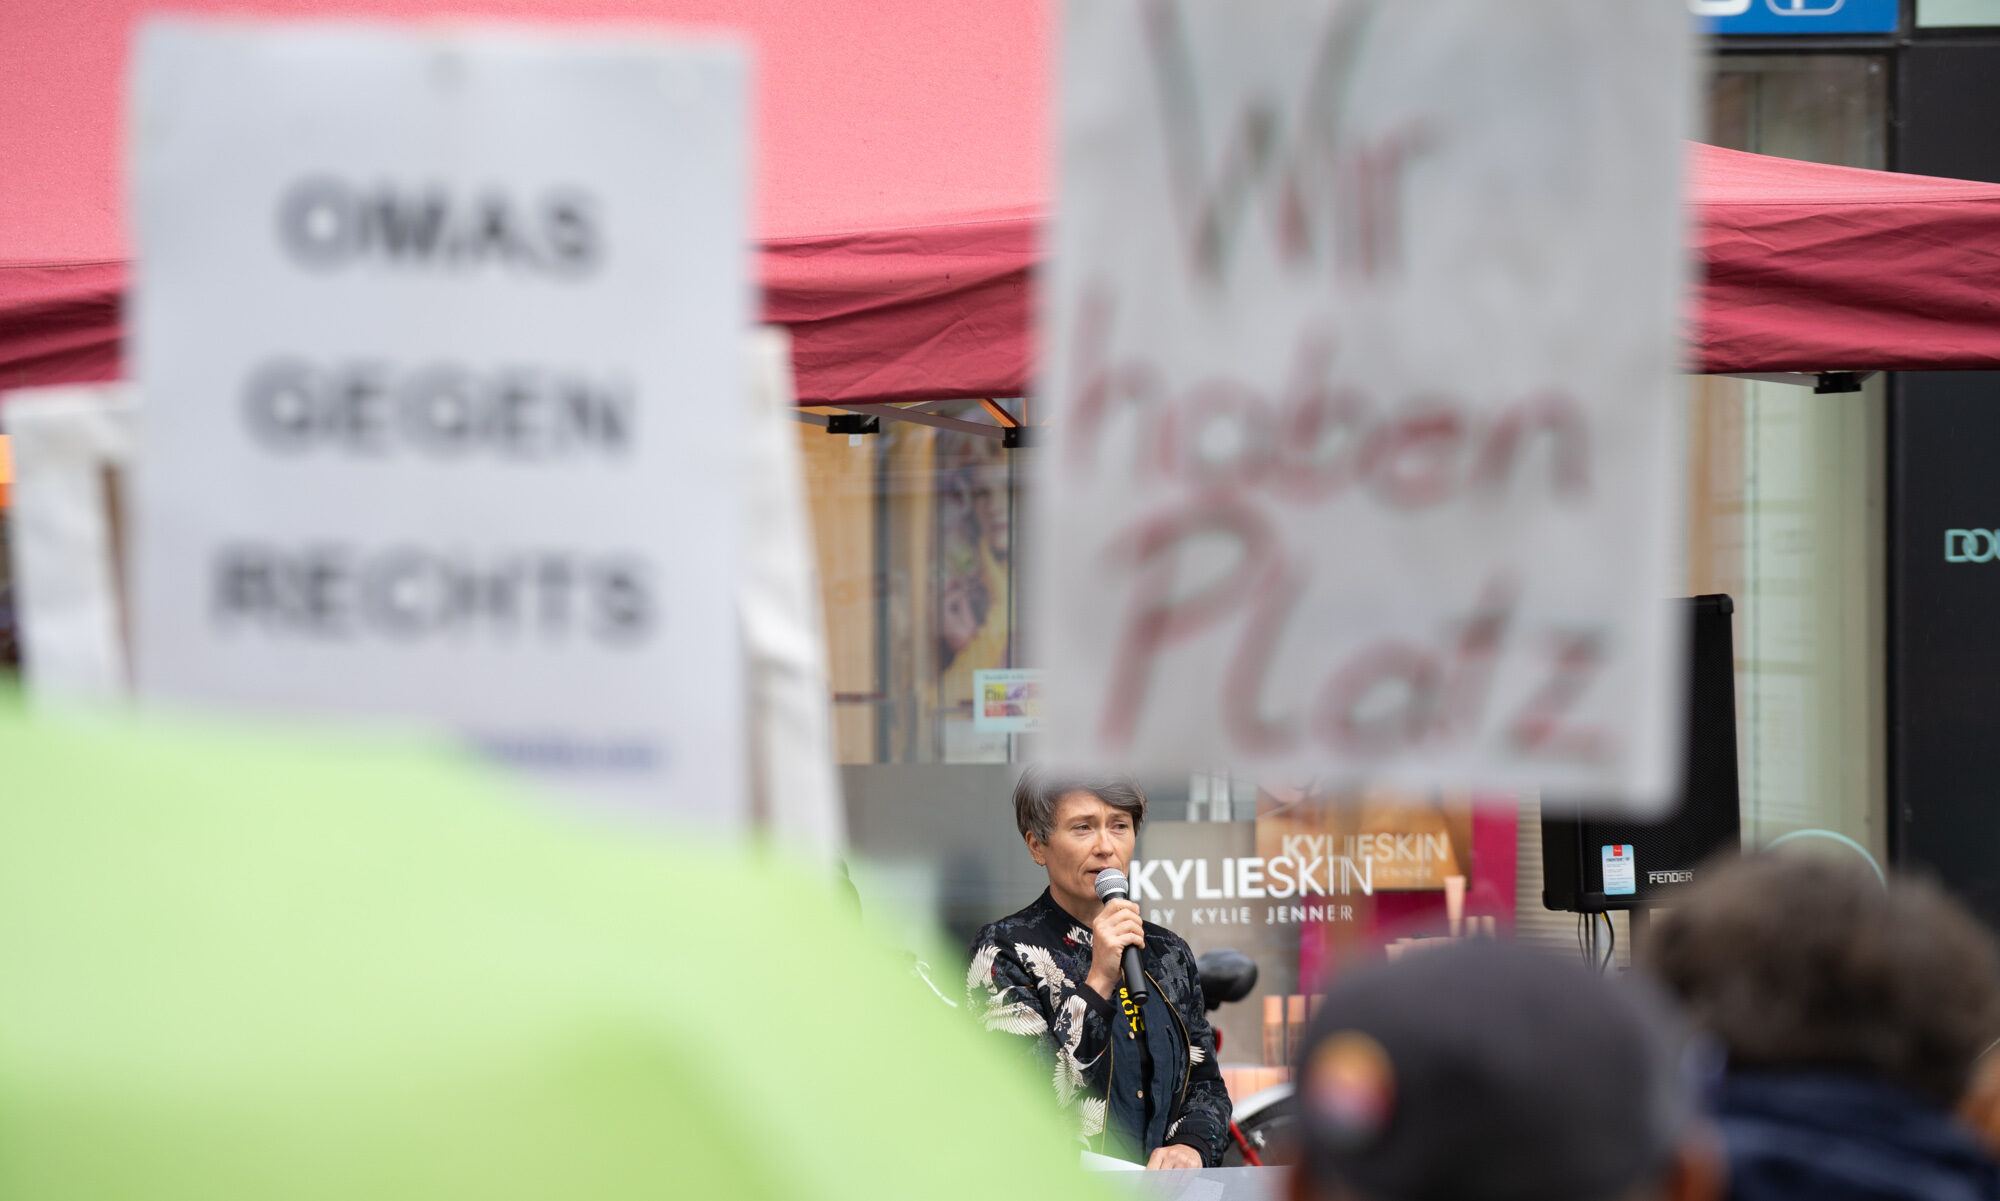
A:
1292,853,2000,1201
9,704,1999,1201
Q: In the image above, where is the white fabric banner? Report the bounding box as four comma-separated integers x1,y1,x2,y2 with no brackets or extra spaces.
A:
1038,0,1692,809
740,327,846,861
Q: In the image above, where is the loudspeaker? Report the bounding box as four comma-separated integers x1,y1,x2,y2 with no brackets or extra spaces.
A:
1541,595,1741,913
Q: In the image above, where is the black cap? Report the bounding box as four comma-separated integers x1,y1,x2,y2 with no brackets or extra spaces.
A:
1294,941,1689,1201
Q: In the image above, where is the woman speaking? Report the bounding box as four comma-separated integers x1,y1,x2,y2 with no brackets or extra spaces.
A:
966,768,1230,1168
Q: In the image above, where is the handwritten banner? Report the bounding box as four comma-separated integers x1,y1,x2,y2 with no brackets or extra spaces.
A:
1037,0,1691,808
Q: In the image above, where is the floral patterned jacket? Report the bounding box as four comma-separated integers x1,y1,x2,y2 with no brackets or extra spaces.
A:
966,889,1231,1165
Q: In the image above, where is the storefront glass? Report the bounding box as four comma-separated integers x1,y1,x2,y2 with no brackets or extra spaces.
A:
802,410,1024,767
1916,0,2000,27
1695,53,1890,867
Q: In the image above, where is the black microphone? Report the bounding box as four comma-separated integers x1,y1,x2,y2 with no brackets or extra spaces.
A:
1093,868,1148,1008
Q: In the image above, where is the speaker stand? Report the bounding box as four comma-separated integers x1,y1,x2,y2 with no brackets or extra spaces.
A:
1627,906,1652,965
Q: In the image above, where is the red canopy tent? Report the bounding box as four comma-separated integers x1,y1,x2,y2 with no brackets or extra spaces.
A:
7,1,2000,401
1691,144,2000,375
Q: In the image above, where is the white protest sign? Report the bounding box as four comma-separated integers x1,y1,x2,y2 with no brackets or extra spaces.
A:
2,385,137,706
130,22,748,820
1038,0,1691,808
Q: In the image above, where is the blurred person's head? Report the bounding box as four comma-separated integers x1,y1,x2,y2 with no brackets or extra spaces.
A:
1290,940,1721,1201
1014,766,1144,918
1651,853,2000,1108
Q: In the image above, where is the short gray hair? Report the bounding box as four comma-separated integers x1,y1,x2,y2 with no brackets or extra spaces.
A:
1013,766,1146,843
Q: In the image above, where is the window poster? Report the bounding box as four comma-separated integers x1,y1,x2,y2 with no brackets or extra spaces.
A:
936,432,1017,759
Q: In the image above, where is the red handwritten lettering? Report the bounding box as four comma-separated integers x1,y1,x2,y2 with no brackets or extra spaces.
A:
1097,499,1278,749
1142,0,1435,283
1314,641,1444,757
1509,629,1613,764
1222,563,1307,754
1065,295,1591,511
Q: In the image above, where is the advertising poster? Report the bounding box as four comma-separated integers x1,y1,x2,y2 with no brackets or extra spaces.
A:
1129,778,1501,1077
974,668,1044,734
936,431,1017,756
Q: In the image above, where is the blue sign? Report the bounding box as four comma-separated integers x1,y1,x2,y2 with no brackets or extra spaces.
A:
1694,0,1901,34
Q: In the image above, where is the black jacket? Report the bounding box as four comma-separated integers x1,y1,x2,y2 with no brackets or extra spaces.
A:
1719,1071,2000,1201
966,889,1231,1165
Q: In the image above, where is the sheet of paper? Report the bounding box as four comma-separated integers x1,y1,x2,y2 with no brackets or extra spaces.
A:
130,21,750,820
1039,0,1692,809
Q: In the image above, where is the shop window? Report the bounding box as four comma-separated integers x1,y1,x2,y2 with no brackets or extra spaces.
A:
1711,55,1886,171
799,406,1023,766
1515,54,1894,958
1695,54,1889,863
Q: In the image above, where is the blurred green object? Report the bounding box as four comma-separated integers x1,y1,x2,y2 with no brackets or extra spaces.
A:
0,698,1100,1201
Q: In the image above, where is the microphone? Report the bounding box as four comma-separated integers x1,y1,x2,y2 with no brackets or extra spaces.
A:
1093,868,1148,1008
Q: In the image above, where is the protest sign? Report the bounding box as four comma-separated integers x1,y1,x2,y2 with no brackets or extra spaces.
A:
1038,0,1691,808
130,22,749,819
2,385,137,705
